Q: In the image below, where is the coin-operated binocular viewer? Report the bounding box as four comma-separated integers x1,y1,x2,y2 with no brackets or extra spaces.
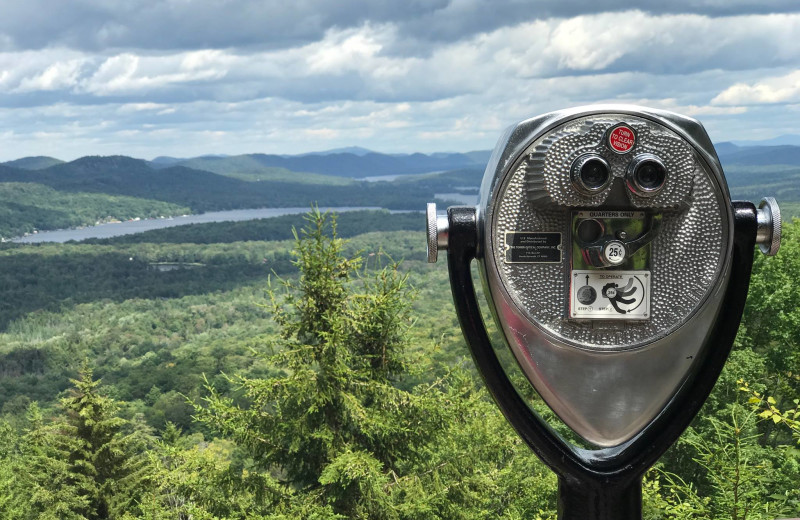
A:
426,106,781,520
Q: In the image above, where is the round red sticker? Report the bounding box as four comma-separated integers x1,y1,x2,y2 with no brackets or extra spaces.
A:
608,125,635,153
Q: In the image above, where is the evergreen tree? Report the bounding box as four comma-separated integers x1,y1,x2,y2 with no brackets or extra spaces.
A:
60,363,147,519
0,421,27,520
18,402,92,520
195,208,450,517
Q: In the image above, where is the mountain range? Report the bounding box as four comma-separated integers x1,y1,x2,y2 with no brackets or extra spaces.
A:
149,150,488,177
0,143,797,219
0,155,428,212
5,141,800,176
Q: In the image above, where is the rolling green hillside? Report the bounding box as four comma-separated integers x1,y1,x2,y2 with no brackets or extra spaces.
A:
171,155,355,185
0,210,797,519
0,143,797,518
0,182,189,239
1,148,797,242
1,156,64,170
724,164,800,213
0,156,428,212
166,150,483,177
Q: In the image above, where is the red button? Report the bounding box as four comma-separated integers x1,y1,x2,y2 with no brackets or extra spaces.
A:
608,125,635,153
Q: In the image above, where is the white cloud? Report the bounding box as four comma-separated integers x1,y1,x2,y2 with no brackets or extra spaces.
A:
3,12,800,101
81,51,231,95
116,102,173,113
2,9,800,158
306,26,387,74
712,70,800,105
548,13,647,70
14,59,84,92
0,49,89,92
542,11,800,74
304,128,340,139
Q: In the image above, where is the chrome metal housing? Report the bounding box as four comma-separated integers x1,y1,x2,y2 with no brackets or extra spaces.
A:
475,105,734,447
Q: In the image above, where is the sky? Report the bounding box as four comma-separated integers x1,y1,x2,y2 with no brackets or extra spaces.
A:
1,1,800,160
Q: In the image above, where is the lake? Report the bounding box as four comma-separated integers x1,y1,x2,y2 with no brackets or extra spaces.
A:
12,206,383,243
362,170,445,182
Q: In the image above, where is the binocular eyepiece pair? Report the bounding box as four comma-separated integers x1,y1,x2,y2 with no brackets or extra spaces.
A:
427,105,782,520
572,152,666,197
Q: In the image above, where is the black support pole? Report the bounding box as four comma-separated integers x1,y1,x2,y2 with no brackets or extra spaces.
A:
558,475,642,520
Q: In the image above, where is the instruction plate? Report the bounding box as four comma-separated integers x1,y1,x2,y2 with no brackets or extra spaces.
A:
570,270,650,320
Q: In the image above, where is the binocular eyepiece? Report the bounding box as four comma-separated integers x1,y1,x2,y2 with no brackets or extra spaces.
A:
571,154,611,194
626,154,667,195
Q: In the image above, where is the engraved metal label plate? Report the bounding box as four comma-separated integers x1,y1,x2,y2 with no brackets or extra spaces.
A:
505,232,562,263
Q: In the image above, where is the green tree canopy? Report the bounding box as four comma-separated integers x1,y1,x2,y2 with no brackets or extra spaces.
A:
195,208,450,517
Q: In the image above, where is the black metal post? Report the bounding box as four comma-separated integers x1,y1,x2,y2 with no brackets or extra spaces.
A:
558,475,642,520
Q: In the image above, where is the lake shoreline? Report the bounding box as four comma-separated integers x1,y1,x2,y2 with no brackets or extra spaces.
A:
10,206,386,244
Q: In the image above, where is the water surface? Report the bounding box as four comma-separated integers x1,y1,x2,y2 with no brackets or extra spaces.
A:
12,206,381,243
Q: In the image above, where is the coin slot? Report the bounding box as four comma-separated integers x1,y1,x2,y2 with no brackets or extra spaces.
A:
576,218,604,243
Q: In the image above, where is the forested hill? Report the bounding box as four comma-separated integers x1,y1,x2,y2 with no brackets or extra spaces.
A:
716,142,800,166
0,156,429,213
151,150,491,177
1,156,64,170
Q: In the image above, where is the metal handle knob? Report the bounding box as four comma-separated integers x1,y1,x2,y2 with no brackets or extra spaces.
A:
426,203,449,263
756,197,781,256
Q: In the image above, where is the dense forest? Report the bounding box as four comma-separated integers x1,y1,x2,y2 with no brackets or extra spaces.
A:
0,206,797,519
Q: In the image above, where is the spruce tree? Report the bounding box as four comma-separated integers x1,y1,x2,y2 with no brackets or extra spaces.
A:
18,402,92,520
60,364,143,519
195,208,449,517
0,421,27,519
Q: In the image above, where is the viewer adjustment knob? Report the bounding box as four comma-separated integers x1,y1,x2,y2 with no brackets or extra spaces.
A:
426,203,449,263
756,197,781,256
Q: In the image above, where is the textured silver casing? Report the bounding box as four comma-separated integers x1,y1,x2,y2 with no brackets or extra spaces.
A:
476,105,734,447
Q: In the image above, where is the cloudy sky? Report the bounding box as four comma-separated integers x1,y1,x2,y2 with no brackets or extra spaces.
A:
1,1,800,160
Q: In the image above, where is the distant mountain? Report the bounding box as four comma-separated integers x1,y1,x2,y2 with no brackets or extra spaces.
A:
731,134,800,147
298,146,375,157
0,155,427,211
150,154,264,172
0,142,795,220
150,156,185,165
0,156,255,210
716,143,800,167
713,142,740,155
2,156,65,170
163,151,486,178
158,155,354,185
151,154,230,165
464,150,492,165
